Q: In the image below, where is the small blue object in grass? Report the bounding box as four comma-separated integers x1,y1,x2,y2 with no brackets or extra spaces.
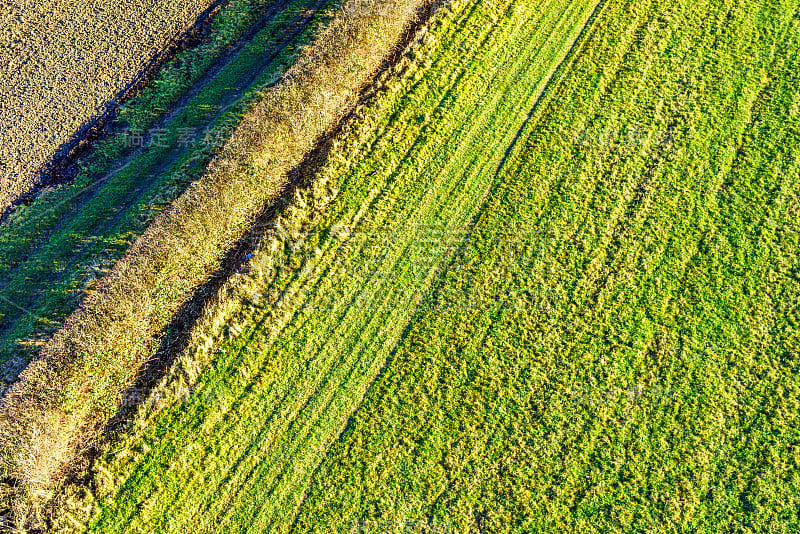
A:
244,253,253,259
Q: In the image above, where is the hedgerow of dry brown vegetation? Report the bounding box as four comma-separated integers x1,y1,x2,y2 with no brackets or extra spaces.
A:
0,0,426,525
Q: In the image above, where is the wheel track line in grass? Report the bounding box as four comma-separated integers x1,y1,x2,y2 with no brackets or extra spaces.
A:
427,0,607,261
241,223,454,519
150,342,319,525
189,222,449,525
301,68,526,356
249,244,484,524
315,0,610,421
309,0,546,316
492,0,607,182
441,0,657,321
319,0,597,375
503,0,680,317
311,0,522,246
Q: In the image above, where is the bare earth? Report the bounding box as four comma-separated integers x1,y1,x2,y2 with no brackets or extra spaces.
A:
0,0,217,215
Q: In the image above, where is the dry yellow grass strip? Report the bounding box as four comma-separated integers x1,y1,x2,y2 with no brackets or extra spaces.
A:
0,0,426,523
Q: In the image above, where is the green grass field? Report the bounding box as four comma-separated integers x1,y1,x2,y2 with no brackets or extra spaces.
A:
50,0,800,530
8,0,800,531
291,0,800,529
